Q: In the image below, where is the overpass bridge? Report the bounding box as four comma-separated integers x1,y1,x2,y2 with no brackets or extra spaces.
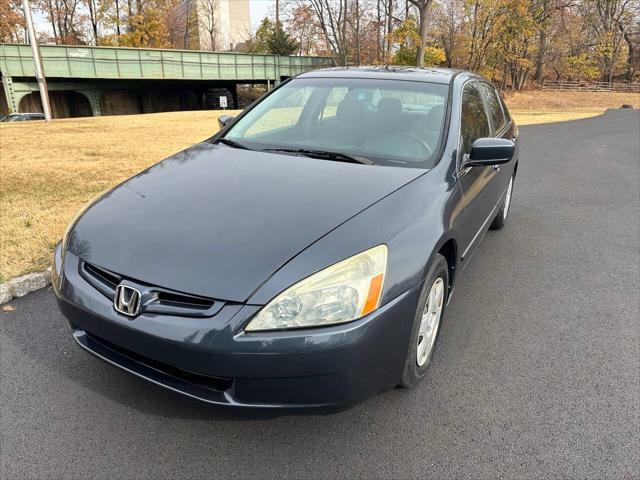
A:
0,44,332,117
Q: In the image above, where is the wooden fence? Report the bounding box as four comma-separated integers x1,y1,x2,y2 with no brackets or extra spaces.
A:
542,80,640,93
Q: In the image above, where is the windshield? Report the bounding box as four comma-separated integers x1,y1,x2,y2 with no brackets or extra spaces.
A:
221,77,449,168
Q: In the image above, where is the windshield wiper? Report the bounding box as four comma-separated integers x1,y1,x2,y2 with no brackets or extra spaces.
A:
264,148,373,165
216,138,252,150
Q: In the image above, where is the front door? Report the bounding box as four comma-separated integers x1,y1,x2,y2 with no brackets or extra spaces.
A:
456,82,501,265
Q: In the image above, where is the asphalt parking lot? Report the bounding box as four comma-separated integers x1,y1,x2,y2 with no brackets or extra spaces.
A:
1,110,639,479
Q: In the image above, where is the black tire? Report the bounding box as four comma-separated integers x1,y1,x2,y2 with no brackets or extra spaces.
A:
400,254,449,388
490,174,514,230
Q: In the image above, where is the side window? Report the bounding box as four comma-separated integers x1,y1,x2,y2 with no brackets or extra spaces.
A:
498,90,511,123
460,83,490,155
479,82,506,133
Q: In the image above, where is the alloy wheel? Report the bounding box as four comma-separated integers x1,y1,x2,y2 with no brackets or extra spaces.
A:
503,176,514,220
416,277,445,367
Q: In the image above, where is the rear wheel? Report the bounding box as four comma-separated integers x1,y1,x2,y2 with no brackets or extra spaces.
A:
490,174,514,230
400,254,448,388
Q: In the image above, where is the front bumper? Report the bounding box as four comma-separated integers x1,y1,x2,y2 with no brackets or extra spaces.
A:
53,245,420,409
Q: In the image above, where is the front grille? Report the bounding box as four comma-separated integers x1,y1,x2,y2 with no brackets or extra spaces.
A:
155,291,215,310
80,260,225,317
83,262,120,289
85,332,233,392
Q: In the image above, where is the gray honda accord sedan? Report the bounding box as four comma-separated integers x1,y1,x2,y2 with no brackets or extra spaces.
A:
53,67,519,409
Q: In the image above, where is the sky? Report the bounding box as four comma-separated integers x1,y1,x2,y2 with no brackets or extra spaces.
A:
33,1,276,36
250,0,273,28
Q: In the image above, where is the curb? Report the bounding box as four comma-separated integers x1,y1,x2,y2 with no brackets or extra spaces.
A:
0,268,52,304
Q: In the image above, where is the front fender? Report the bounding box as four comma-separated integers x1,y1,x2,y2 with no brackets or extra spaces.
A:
247,167,462,309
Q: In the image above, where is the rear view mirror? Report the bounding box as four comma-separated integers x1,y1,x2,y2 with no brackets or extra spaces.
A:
218,115,235,129
467,138,515,166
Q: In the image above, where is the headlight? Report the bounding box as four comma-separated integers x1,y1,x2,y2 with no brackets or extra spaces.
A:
245,245,388,331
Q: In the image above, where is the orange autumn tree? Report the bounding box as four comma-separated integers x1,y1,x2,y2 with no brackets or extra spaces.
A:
0,0,25,43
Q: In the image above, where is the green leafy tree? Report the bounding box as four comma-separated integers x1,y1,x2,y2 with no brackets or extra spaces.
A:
248,17,275,53
390,18,446,66
248,17,299,55
564,53,600,80
267,27,300,56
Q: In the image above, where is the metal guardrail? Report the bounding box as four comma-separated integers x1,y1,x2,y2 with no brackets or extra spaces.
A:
542,80,640,93
0,44,333,81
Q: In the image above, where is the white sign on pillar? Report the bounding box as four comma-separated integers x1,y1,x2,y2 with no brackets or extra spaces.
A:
219,96,228,109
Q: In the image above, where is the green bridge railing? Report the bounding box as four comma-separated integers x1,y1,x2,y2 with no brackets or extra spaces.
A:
0,44,333,81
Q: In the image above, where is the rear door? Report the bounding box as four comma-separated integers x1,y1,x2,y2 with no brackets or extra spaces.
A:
478,81,516,195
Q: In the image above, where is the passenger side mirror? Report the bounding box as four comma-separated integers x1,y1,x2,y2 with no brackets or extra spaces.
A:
218,115,235,129
466,138,515,166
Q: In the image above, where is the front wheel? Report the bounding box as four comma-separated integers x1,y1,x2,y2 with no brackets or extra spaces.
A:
490,174,514,230
400,254,448,388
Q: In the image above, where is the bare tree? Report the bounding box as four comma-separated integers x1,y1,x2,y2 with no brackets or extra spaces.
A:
309,0,349,64
37,0,83,44
376,0,383,61
532,0,575,83
408,0,432,66
346,0,362,64
590,0,637,82
285,2,324,55
84,0,99,43
438,0,461,68
114,0,121,36
620,21,639,81
198,0,219,50
386,0,393,55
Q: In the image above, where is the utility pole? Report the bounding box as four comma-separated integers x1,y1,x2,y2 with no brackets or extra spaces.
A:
275,0,280,28
22,0,52,121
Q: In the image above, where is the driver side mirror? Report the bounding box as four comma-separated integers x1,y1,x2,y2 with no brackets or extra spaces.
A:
218,115,235,129
466,138,515,167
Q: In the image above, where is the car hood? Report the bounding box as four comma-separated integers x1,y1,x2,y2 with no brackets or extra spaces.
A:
69,143,423,302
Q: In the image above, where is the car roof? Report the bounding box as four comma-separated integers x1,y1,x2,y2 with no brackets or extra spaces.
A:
298,66,483,85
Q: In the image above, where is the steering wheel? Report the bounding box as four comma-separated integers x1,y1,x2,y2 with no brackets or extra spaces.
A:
366,133,433,160
394,133,433,158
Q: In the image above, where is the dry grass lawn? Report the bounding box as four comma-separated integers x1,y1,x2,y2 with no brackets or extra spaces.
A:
1,90,639,281
506,90,639,125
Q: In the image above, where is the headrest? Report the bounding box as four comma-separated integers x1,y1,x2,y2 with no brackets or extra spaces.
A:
377,97,403,113
336,95,366,122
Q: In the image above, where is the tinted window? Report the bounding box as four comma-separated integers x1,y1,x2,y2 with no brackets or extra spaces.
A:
479,82,506,133
461,83,490,155
498,92,511,122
